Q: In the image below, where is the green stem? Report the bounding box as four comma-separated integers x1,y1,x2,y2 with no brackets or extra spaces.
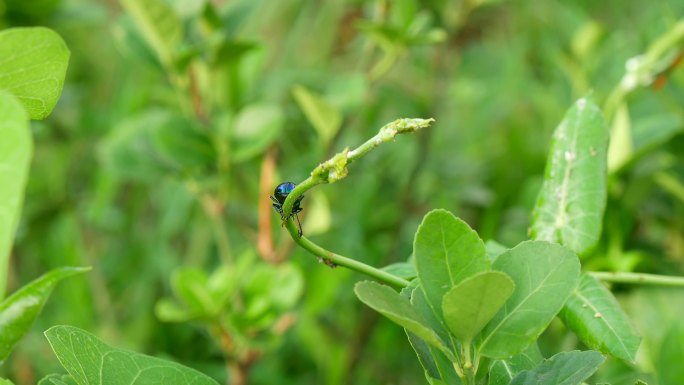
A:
277,118,434,286
283,219,409,288
590,271,684,287
281,118,434,219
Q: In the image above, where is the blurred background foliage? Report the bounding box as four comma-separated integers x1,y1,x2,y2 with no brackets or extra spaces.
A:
1,0,684,384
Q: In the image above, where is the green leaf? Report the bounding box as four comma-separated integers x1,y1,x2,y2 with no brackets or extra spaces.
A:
0,267,90,361
120,0,182,66
44,325,220,385
0,27,70,120
292,85,343,147
231,103,284,161
381,262,417,280
559,274,640,362
442,271,514,343
0,91,30,300
354,281,454,361
414,209,489,323
38,374,77,385
656,322,684,385
488,343,544,385
478,241,580,358
0,378,15,385
509,350,605,385
530,97,609,255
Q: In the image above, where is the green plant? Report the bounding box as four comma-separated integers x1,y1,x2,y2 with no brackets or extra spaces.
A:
3,2,684,385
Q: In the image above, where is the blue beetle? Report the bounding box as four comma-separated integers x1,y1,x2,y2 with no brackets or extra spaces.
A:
270,182,304,236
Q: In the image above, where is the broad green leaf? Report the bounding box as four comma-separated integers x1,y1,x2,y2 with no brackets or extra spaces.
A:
656,322,684,385
0,379,15,385
488,344,544,385
559,274,640,362
0,267,90,361
530,97,609,255
354,281,454,361
509,350,605,385
38,374,77,385
478,241,580,358
0,27,70,120
442,271,514,343
231,103,284,161
0,91,30,300
44,325,219,385
414,209,489,323
292,85,343,147
120,0,182,67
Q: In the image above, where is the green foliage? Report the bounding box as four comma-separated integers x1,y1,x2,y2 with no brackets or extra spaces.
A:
414,209,490,321
508,350,605,385
0,27,69,120
559,274,641,362
355,281,454,360
0,91,30,300
2,1,684,385
442,271,514,344
0,267,89,362
478,241,581,358
44,325,219,385
530,97,609,255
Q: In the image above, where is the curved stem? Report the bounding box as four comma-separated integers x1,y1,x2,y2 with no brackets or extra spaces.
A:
590,271,684,287
283,219,409,288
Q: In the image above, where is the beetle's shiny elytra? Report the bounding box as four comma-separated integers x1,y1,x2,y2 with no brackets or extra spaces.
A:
270,182,304,236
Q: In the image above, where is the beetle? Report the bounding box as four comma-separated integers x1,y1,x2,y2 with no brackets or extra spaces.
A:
270,182,304,236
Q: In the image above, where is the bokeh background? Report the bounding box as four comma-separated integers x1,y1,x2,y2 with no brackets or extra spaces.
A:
2,0,684,384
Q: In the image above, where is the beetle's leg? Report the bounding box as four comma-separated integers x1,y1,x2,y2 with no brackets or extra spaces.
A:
294,213,303,237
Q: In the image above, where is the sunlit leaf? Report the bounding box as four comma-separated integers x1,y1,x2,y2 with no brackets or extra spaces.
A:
0,267,90,361
0,27,70,120
530,97,609,255
45,325,219,385
0,92,30,300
